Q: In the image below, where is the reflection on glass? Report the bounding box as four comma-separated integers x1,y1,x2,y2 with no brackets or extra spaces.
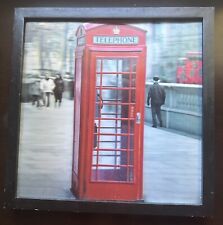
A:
92,58,136,182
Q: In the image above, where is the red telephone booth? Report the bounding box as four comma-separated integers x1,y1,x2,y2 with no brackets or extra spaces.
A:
72,23,146,201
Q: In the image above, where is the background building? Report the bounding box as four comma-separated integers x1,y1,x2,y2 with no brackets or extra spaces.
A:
22,22,202,83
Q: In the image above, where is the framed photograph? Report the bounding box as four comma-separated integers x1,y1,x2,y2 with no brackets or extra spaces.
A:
6,7,214,216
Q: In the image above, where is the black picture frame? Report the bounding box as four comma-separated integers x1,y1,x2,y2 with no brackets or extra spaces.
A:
5,7,214,217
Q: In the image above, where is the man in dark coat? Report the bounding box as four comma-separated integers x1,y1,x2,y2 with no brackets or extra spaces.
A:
147,76,166,128
53,74,64,107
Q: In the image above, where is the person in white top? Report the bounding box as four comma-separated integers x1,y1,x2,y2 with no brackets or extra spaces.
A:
40,74,55,107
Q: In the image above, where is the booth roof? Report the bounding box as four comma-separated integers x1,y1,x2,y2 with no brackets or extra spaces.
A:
78,23,147,32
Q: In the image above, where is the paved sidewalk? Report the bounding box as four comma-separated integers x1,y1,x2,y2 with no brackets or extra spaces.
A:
17,99,75,200
17,99,202,204
143,124,201,205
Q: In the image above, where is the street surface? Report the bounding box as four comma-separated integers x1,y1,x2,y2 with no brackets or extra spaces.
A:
17,99,202,205
143,124,201,204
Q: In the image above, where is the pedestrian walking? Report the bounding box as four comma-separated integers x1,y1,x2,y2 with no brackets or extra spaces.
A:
147,76,166,128
31,80,41,107
53,73,64,107
40,74,55,107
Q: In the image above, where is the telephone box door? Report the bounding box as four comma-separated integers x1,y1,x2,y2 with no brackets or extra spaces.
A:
85,50,145,201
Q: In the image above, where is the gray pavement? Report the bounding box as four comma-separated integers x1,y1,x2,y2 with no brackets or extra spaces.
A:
17,99,202,205
17,99,74,200
143,124,202,205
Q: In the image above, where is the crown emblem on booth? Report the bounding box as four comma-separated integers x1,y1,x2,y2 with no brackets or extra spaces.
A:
113,26,120,35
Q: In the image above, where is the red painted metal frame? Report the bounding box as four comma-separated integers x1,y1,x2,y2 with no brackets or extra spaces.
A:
72,24,146,201
94,56,135,181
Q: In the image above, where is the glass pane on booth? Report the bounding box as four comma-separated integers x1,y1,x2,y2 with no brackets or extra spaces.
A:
92,57,136,182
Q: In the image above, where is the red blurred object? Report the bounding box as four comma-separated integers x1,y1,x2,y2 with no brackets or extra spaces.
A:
71,23,147,201
176,52,202,84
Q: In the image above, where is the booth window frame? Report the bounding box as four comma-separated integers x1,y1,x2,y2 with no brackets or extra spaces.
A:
6,7,214,217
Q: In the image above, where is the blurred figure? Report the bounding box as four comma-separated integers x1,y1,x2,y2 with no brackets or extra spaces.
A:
31,80,41,107
40,74,55,107
147,76,166,128
53,73,64,107
94,91,103,148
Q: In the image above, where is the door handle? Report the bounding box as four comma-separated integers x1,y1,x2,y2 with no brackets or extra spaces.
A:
136,112,141,124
